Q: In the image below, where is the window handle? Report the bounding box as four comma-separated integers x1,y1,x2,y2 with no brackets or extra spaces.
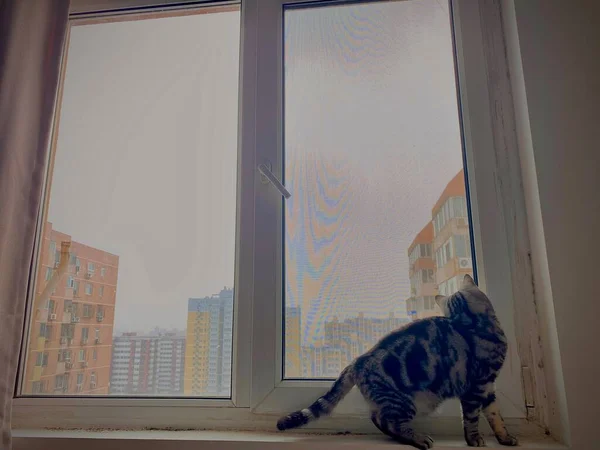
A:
258,162,291,199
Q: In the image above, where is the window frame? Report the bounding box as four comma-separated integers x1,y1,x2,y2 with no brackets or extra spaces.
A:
12,0,547,436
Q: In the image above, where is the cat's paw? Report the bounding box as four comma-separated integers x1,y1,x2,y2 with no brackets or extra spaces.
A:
465,433,486,447
411,434,434,450
497,434,518,446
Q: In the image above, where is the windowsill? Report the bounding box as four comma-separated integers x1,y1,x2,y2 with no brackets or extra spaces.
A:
12,430,566,450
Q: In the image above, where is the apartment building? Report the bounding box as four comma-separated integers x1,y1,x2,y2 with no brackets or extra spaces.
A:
405,169,474,321
184,288,233,396
23,222,119,395
405,222,438,320
431,170,473,295
109,331,185,395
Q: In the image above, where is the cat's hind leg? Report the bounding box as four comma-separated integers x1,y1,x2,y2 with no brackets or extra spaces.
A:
367,388,434,450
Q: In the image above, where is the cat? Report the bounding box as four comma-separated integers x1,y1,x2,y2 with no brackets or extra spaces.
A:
276,274,518,449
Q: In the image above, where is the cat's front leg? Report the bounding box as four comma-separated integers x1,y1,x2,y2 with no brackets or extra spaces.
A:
481,392,518,446
460,394,485,447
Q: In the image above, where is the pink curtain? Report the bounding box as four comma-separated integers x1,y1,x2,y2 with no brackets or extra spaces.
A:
0,0,70,447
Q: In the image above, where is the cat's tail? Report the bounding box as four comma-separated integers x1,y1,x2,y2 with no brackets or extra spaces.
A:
277,363,355,431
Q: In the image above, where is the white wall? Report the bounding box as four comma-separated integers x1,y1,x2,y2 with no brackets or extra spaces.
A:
504,0,600,446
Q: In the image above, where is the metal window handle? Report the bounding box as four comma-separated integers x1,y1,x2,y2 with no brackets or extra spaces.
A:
258,163,291,199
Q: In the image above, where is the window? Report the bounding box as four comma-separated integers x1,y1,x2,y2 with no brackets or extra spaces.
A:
64,300,73,314
35,352,48,367
15,0,539,437
82,304,93,318
21,1,240,400
54,375,67,390
39,323,52,340
58,349,71,362
60,324,74,339
45,267,52,281
421,269,434,284
48,241,56,265
77,373,84,385
75,257,81,273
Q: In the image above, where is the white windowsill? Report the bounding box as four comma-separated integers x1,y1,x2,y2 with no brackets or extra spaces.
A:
13,430,565,450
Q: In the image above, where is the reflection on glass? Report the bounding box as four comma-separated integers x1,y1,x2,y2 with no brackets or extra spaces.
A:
283,0,473,379
22,5,240,397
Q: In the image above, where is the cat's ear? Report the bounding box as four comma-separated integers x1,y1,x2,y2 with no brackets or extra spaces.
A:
462,274,476,288
435,295,447,308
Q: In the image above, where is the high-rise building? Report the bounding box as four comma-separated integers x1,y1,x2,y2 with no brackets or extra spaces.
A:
284,306,302,377
406,222,438,320
184,288,233,396
109,331,185,395
405,169,473,321
23,222,119,395
431,170,473,295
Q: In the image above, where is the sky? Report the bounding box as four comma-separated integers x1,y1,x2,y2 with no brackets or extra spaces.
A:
48,0,463,337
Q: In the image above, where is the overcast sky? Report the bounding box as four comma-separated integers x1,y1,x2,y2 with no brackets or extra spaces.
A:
48,0,463,337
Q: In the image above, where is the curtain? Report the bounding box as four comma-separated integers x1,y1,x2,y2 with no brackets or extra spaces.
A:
0,0,70,447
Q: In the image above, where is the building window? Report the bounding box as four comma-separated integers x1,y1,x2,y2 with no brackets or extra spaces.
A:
99,285,104,297
87,262,95,274
48,241,56,265
54,375,67,390
82,304,93,318
100,267,106,278
81,327,89,342
64,300,73,314
45,267,52,281
66,275,74,288
40,323,52,340
35,352,49,367
79,350,86,362
85,283,93,295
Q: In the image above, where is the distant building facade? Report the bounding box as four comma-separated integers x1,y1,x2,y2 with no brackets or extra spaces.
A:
184,288,233,396
23,222,119,395
109,331,185,395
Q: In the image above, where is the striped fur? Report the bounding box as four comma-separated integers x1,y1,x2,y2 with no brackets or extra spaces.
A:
277,275,518,449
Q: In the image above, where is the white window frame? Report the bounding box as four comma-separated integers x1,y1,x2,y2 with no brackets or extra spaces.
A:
12,0,548,438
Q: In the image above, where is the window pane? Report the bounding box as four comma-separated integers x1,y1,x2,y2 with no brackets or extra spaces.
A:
283,0,474,378
22,4,240,397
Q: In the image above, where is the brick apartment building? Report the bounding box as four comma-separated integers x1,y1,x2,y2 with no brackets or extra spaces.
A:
23,222,119,395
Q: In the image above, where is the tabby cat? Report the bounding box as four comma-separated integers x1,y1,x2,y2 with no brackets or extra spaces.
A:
277,274,518,449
